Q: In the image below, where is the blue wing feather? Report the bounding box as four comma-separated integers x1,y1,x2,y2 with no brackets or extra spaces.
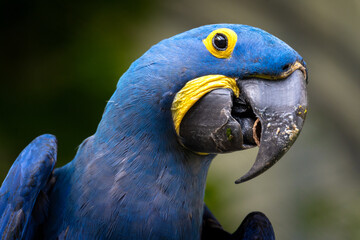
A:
0,134,57,239
232,211,275,240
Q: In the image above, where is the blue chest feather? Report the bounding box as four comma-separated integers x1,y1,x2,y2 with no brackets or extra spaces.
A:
43,115,214,239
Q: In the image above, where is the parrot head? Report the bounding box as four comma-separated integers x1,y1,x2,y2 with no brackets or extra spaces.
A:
113,24,308,184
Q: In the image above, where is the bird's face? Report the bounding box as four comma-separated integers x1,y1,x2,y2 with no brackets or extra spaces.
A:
132,24,308,183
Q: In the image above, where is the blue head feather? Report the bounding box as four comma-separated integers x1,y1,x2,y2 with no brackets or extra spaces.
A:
43,24,304,239
96,24,303,145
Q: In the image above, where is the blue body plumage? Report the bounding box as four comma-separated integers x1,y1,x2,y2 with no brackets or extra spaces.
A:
0,24,305,239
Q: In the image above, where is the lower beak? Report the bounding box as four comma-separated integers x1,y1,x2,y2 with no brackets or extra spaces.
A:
235,69,308,183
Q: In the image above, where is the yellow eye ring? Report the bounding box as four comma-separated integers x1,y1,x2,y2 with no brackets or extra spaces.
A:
203,28,238,59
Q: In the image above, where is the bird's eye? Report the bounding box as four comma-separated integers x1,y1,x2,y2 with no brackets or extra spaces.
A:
213,33,228,51
203,28,237,59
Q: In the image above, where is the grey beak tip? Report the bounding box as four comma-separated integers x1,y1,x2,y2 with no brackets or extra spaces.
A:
235,172,259,184
234,162,268,184
235,178,245,184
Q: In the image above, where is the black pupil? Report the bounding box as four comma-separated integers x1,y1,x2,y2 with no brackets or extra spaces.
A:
213,33,228,50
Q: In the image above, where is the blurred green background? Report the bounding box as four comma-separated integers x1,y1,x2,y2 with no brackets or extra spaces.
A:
1,0,359,239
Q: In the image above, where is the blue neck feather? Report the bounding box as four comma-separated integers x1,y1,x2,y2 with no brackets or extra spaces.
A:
49,59,215,239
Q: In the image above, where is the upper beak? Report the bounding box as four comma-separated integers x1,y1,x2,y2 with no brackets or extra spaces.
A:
235,69,308,183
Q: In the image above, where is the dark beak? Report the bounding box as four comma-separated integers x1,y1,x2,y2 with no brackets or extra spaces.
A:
178,70,307,184
235,70,307,183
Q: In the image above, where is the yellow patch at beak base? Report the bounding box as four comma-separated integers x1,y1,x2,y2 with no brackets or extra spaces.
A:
171,75,239,136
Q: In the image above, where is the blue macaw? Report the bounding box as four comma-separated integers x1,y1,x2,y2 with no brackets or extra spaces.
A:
0,24,308,239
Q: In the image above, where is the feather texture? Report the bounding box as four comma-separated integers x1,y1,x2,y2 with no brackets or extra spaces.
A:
0,24,304,239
